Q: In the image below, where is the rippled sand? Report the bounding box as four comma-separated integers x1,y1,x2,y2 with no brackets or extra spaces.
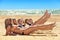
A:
0,14,60,40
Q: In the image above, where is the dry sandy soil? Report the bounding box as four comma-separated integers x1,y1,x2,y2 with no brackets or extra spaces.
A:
0,14,60,40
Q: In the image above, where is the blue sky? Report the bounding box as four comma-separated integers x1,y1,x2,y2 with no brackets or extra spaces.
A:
0,0,60,9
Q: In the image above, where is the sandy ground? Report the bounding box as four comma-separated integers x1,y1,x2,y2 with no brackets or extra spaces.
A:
0,14,60,40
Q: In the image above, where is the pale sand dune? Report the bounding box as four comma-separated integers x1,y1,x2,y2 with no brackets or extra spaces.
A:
0,15,60,40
